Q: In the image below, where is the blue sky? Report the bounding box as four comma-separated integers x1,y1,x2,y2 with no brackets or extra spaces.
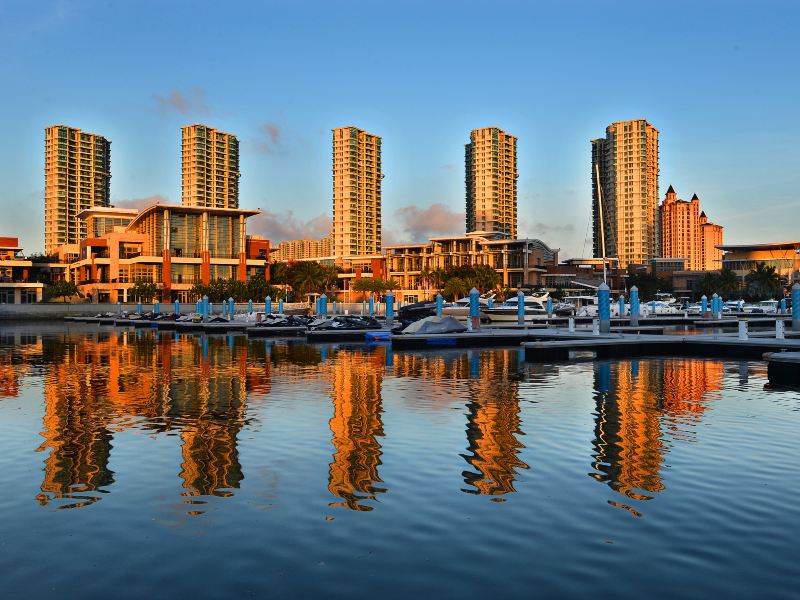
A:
1,0,798,257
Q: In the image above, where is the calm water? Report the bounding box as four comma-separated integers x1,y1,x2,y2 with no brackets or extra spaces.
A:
1,324,799,599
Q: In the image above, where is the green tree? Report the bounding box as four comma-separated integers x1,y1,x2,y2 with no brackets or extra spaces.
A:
129,278,157,302
697,272,720,297
745,263,782,300
717,268,741,296
47,280,78,302
443,276,468,301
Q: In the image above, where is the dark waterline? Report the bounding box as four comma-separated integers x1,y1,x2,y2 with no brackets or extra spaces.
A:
1,324,799,599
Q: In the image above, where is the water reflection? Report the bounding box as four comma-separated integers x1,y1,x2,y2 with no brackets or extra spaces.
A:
591,358,723,510
0,328,736,515
394,349,529,497
327,347,386,510
34,331,266,511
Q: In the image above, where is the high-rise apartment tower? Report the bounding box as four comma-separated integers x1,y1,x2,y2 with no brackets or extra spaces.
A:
181,124,240,209
591,119,659,267
332,126,382,256
44,125,111,254
465,127,518,238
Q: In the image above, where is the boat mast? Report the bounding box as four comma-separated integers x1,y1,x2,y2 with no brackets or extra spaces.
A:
595,163,608,284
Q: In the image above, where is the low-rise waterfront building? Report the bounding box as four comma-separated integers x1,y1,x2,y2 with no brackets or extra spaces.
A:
718,241,800,287
0,237,45,303
66,204,269,302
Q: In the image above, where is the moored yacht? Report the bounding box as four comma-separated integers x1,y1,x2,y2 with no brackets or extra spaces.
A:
484,294,548,322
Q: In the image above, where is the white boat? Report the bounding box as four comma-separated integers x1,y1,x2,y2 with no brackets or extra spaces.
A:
746,299,779,314
484,294,548,322
654,292,678,305
641,300,682,316
568,295,621,318
442,292,495,319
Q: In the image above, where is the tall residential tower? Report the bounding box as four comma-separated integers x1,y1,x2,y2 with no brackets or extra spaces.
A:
465,127,518,238
44,125,111,254
181,124,240,209
591,119,659,267
332,126,382,256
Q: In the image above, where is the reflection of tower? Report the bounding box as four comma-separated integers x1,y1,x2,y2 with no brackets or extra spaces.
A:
591,359,723,503
174,335,248,497
461,351,528,496
328,347,386,511
38,335,117,508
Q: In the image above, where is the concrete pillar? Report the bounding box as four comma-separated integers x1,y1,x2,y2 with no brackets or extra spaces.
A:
598,282,611,333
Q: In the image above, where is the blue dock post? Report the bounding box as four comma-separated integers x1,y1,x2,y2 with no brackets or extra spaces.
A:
435,293,443,317
362,300,366,315
546,297,553,318
618,295,625,318
517,290,525,326
630,286,639,326
137,301,142,315
202,295,209,322
792,283,800,331
278,298,284,314
598,282,611,333
487,297,494,309
712,293,719,319
265,296,272,315
700,294,708,318
228,297,234,320
369,296,375,317
469,287,480,331
779,297,787,315
209,302,214,317
385,291,395,327
319,294,328,316
175,300,180,315
650,299,656,317
248,299,253,314
154,301,160,316
195,299,200,314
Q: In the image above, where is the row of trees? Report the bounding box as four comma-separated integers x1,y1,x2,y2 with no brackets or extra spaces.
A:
269,262,340,299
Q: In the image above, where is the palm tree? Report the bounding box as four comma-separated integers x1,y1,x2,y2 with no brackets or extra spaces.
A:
290,262,326,297
717,268,740,296
443,276,468,301
419,267,434,294
745,263,782,300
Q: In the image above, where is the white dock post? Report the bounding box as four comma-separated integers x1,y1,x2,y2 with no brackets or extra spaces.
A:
776,319,785,340
592,318,600,336
738,320,748,340
568,317,575,333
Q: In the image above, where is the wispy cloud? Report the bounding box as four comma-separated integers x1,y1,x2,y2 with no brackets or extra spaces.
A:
153,88,210,116
253,122,283,154
113,194,169,211
248,210,331,242
384,203,464,245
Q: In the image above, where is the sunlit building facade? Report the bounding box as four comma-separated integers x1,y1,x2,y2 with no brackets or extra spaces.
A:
465,127,518,238
592,119,659,267
44,125,111,254
660,186,723,271
67,204,269,302
271,236,333,262
182,124,240,209
332,126,382,257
